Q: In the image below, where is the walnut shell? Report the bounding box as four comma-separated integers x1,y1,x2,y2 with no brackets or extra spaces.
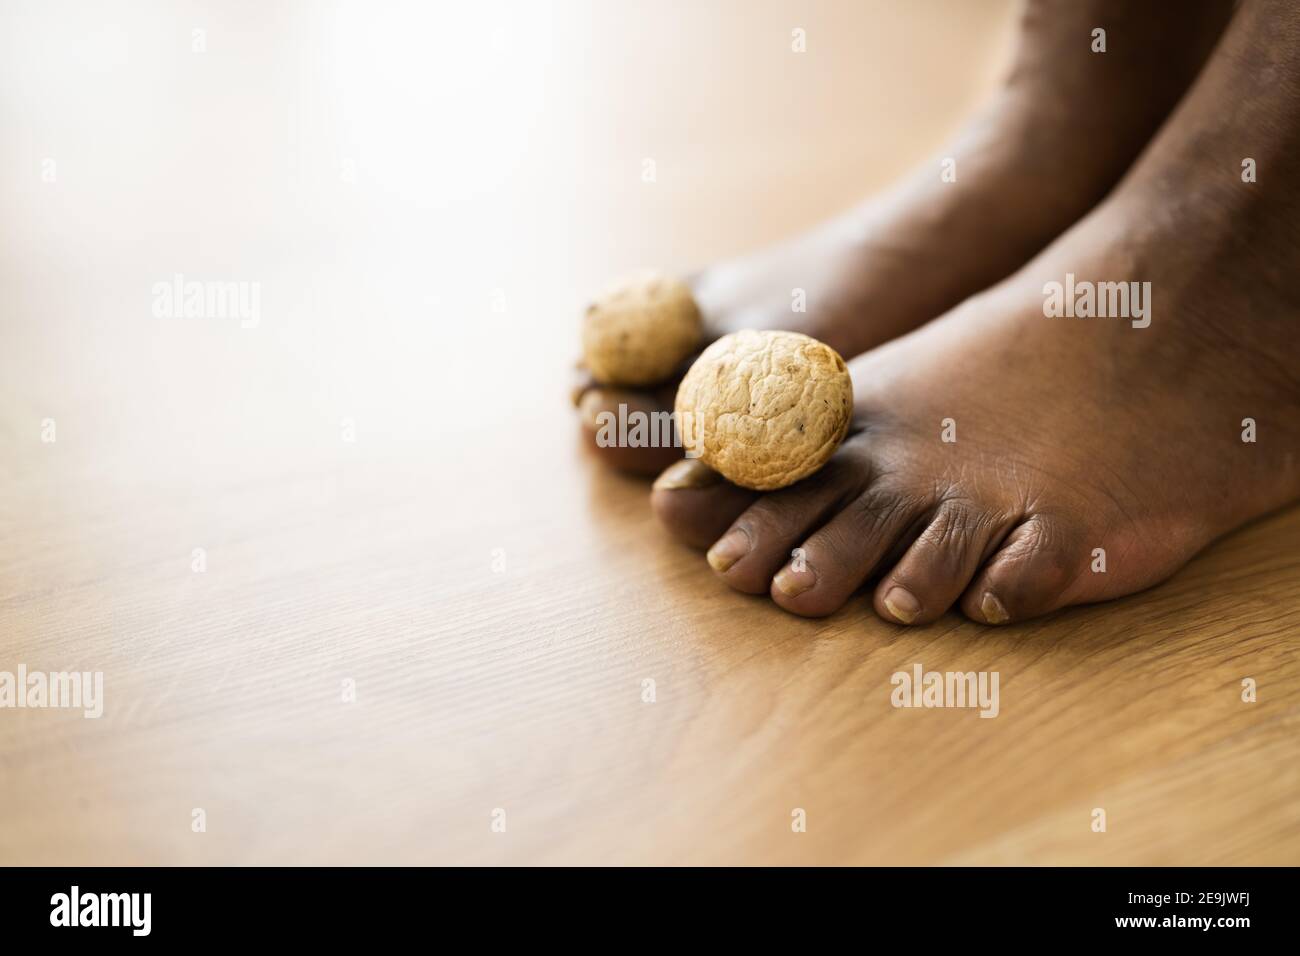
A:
582,272,703,387
675,330,852,491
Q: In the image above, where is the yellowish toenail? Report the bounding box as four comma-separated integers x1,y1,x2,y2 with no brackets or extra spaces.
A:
706,529,750,573
773,565,815,598
981,591,1009,625
653,459,721,491
883,586,920,624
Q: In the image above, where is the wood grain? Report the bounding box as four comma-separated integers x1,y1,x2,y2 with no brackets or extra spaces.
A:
2,0,1296,866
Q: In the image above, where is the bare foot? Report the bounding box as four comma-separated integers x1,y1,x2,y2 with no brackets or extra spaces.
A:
579,0,1233,475
652,0,1300,624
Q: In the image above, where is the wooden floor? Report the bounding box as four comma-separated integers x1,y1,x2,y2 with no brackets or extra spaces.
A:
2,0,1297,865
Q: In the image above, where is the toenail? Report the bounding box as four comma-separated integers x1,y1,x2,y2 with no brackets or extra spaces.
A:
773,564,815,598
883,586,920,624
577,390,612,430
980,591,1009,625
706,529,750,573
653,459,721,491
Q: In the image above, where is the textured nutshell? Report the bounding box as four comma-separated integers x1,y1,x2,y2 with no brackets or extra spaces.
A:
675,330,852,491
582,272,703,387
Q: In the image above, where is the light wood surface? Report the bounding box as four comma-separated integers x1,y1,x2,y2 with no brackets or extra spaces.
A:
2,0,1297,866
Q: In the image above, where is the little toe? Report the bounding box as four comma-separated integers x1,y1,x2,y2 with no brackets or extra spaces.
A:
959,515,1087,625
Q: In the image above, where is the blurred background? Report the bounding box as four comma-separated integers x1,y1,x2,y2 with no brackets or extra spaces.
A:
1,0,1012,483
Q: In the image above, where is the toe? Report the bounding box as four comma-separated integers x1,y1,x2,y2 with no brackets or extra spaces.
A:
650,460,757,550
873,500,1016,625
704,453,871,595
959,515,1087,625
578,386,682,476
770,479,936,617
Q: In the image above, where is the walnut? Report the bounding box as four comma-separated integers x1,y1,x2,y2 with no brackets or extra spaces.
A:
674,330,853,490
582,272,703,387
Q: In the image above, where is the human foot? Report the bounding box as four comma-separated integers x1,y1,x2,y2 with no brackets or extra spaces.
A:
578,0,1233,475
652,0,1300,624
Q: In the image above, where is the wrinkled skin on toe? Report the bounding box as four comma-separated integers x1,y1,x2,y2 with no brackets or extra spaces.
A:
654,109,1300,626
651,0,1300,626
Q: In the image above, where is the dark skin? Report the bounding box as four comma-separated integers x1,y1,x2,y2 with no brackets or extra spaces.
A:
576,0,1236,476
648,0,1300,625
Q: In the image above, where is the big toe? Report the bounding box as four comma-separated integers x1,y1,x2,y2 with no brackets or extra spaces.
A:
650,460,757,550
578,387,683,476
